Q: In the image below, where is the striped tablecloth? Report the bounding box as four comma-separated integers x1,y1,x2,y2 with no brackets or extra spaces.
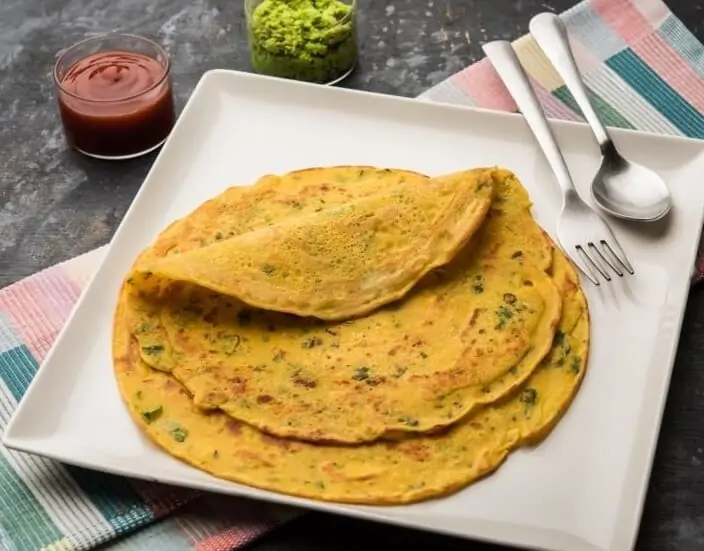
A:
1,0,703,549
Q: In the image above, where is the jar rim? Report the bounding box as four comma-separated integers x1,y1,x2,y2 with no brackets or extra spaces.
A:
53,33,171,103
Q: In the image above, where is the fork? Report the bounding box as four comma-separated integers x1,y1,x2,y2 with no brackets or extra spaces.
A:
482,40,634,286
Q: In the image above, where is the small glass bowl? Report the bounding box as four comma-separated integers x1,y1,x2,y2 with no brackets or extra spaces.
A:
245,0,358,85
53,33,176,160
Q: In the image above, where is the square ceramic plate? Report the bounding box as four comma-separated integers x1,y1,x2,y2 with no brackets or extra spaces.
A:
5,70,704,551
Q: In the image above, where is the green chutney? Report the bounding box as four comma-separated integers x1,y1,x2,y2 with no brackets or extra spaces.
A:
248,0,358,84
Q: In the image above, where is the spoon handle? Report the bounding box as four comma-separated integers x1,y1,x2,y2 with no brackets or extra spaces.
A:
482,41,578,197
529,13,612,153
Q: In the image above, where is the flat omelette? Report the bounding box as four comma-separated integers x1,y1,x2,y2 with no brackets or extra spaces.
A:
113,240,588,504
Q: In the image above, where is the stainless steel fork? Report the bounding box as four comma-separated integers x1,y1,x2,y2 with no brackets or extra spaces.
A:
482,40,634,286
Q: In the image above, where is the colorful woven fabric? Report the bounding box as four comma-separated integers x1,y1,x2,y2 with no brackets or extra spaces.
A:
423,0,704,142
0,0,702,549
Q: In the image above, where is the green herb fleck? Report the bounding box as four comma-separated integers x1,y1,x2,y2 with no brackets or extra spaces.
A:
352,366,370,381
508,366,518,376
261,264,276,275
398,416,419,427
315,480,326,489
520,388,537,405
496,305,514,329
570,356,581,374
169,424,188,443
141,405,163,424
472,275,484,294
554,330,565,346
419,351,428,359
519,388,538,417
302,336,323,349
141,344,164,356
393,366,408,378
135,323,153,335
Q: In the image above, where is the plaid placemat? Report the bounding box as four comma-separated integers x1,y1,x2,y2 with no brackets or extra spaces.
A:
1,0,702,549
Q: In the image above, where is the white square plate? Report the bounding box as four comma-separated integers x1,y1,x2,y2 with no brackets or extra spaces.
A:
5,70,704,551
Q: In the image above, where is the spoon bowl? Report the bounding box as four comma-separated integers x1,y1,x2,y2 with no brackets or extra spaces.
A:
529,12,674,223
592,147,673,221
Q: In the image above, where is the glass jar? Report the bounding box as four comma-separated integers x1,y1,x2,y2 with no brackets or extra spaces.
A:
53,33,175,160
245,0,358,86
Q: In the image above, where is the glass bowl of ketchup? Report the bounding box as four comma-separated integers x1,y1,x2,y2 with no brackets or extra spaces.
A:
53,33,176,160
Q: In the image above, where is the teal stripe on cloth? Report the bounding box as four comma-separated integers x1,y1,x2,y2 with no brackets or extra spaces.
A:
606,49,704,138
0,345,38,403
66,468,156,536
0,342,155,543
660,15,704,78
0,453,64,551
552,85,636,129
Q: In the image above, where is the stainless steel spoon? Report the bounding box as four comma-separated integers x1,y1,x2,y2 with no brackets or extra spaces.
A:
529,12,672,222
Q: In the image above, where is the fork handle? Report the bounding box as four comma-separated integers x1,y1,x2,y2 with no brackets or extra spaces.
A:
482,41,578,197
529,13,612,153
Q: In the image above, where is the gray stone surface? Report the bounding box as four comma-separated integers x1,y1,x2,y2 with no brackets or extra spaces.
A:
1,0,703,550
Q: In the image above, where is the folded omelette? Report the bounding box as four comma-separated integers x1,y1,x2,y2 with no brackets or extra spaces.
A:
129,169,495,320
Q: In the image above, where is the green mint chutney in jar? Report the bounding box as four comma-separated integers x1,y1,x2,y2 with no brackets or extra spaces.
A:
245,0,358,85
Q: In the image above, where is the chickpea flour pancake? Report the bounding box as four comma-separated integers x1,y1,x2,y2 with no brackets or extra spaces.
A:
123,167,563,444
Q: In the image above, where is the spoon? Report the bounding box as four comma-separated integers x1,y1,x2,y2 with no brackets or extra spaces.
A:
529,12,672,222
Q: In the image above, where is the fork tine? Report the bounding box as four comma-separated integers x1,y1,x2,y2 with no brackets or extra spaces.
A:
589,242,624,277
601,239,635,275
578,245,612,282
570,246,601,286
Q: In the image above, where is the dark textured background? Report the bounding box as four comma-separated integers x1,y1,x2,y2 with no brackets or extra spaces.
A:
1,1,703,550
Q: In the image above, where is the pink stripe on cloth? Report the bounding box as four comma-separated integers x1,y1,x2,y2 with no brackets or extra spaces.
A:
0,268,82,361
591,0,654,45
632,34,704,112
195,523,276,551
452,58,517,111
531,79,583,121
451,57,582,121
